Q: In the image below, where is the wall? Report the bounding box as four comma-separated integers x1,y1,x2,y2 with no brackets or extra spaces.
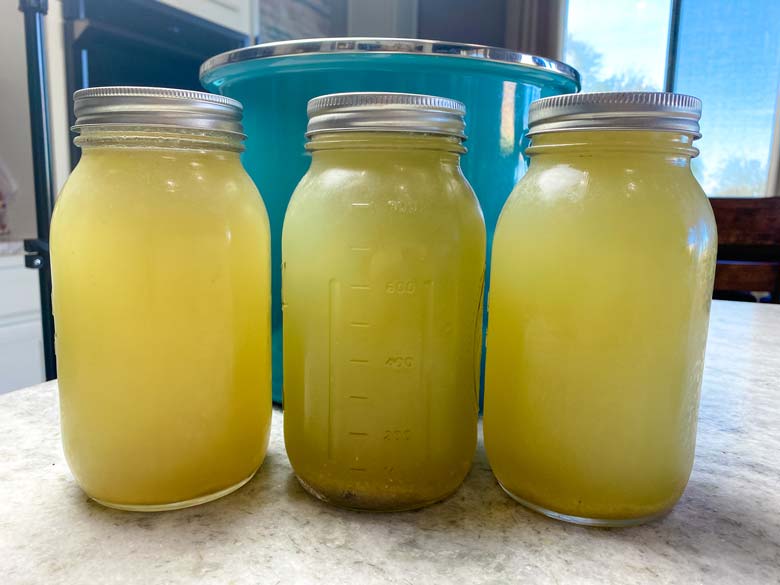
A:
46,0,72,198
159,0,253,36
259,0,346,41
0,2,59,392
347,0,416,37
418,0,507,46
0,1,38,242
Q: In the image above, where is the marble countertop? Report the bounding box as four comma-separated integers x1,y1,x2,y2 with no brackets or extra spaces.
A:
1,300,779,584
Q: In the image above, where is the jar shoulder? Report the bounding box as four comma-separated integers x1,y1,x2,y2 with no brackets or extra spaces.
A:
503,160,715,229
285,165,484,247
56,150,264,208
52,150,269,243
289,164,480,214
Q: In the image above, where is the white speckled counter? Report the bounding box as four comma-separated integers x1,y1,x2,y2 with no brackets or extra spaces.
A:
1,300,779,584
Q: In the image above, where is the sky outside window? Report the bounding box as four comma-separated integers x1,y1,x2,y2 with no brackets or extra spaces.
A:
673,0,780,197
564,0,671,92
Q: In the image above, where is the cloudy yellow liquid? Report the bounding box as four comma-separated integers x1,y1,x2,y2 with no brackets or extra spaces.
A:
484,131,717,524
51,133,271,510
283,133,485,510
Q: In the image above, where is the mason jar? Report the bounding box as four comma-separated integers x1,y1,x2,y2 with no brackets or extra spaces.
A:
50,87,272,511
484,92,717,526
282,93,486,510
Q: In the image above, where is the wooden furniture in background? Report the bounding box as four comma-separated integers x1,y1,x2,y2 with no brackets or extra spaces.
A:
710,196,780,303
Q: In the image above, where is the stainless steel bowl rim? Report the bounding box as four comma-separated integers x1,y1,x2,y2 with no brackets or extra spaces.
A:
199,37,580,87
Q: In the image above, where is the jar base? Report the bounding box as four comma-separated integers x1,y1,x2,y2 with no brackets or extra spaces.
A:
90,469,257,512
498,481,670,527
296,474,449,512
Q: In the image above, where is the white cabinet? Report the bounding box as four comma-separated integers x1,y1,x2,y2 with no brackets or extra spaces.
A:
0,255,45,394
157,0,254,36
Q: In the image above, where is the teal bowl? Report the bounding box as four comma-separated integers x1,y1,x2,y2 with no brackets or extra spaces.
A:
200,38,580,406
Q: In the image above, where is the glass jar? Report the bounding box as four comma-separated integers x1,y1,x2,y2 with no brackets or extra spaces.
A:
50,87,272,511
484,92,717,526
282,93,486,510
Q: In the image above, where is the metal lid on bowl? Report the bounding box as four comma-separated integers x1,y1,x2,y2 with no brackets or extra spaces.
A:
199,37,580,88
528,91,702,136
72,86,245,136
306,92,467,139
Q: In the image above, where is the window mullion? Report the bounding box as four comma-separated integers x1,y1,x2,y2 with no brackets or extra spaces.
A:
664,0,682,92
766,81,780,197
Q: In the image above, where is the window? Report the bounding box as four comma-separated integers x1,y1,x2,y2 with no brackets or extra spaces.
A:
673,0,780,197
564,0,780,198
564,0,671,92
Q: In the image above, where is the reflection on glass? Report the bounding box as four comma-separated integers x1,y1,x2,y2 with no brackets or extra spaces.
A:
500,81,517,155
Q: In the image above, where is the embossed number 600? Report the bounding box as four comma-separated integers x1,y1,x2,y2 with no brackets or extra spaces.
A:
385,281,416,294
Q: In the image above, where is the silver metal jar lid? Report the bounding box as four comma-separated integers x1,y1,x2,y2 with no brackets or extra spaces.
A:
72,86,245,136
528,92,702,137
306,92,467,139
200,37,580,89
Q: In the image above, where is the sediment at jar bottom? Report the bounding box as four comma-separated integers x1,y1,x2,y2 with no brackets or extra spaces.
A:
291,459,473,511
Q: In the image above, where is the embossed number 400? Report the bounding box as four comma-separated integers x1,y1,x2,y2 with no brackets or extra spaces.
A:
385,356,414,368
